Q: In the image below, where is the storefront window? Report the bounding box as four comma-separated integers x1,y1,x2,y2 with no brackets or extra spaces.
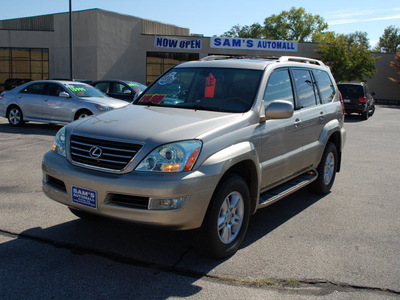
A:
0,48,49,91
146,52,199,86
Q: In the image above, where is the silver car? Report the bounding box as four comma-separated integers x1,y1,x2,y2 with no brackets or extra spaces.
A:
0,80,128,126
42,56,346,259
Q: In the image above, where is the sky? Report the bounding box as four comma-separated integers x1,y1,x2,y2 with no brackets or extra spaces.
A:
0,0,399,48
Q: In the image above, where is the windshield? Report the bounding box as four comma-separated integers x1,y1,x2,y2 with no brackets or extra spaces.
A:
134,68,263,113
64,83,107,98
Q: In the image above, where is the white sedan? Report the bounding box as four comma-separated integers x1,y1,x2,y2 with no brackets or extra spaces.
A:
0,80,128,126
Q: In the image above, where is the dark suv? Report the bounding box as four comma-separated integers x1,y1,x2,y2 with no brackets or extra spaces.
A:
337,82,375,120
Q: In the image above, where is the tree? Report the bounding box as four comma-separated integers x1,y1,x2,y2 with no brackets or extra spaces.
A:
314,33,379,82
375,25,400,53
222,7,327,41
345,31,370,49
389,51,400,84
222,23,264,39
264,7,327,42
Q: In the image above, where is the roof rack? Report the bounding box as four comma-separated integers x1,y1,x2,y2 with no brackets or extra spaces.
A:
278,56,325,66
200,55,235,61
200,55,327,66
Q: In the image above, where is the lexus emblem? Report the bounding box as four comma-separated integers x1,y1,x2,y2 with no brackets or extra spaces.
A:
89,146,103,159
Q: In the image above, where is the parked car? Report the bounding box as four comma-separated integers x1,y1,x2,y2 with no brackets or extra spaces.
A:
337,82,375,120
0,80,128,126
42,56,346,259
3,78,32,91
91,80,147,102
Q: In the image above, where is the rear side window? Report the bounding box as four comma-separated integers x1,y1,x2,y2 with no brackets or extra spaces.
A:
20,83,46,95
313,70,335,104
292,69,318,109
263,69,294,109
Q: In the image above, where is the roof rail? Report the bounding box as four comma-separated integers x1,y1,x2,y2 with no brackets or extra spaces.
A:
200,55,235,61
278,56,325,66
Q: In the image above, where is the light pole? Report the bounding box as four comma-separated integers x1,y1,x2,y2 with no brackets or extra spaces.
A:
69,0,73,80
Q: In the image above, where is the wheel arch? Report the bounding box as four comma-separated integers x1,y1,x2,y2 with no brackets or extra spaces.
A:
74,108,92,120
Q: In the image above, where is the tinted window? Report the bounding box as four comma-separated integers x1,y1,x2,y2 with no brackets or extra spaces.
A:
94,82,110,93
113,83,130,94
313,70,334,104
338,84,364,97
20,83,46,95
292,69,317,108
263,69,294,109
47,83,66,97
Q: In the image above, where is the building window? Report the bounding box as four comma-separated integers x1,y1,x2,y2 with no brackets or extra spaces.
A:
0,48,49,91
146,52,199,85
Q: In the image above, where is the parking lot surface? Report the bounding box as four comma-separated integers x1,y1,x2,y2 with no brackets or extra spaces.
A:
0,106,399,299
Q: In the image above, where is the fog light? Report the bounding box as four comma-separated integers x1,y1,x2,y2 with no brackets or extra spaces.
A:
148,196,188,210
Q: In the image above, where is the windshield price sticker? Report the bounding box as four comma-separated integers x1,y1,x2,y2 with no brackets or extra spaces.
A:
139,94,166,104
69,87,86,92
72,186,97,209
205,73,216,98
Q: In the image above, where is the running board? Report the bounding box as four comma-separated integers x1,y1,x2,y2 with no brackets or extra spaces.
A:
258,170,318,208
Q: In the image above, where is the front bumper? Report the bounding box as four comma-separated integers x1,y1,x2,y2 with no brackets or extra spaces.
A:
42,151,218,230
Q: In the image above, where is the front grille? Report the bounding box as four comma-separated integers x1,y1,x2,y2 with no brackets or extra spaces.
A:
108,194,149,209
70,134,142,171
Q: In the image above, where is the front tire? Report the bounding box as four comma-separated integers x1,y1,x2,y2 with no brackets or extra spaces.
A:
7,106,25,126
75,110,92,120
195,174,250,259
311,142,338,195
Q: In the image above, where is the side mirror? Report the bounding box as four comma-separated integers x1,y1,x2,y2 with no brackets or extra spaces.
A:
59,91,70,98
371,92,376,96
261,100,294,121
123,89,132,95
133,91,143,101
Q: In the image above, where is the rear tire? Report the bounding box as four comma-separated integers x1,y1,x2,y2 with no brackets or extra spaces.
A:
195,174,250,259
369,104,375,117
361,109,369,120
311,142,338,195
7,106,25,126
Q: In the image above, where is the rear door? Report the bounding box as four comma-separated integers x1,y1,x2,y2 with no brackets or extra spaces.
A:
292,68,327,169
17,82,47,120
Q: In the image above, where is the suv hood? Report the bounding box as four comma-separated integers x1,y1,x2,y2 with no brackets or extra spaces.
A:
71,104,244,146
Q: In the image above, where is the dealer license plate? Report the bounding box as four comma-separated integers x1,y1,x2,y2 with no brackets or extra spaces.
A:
72,186,97,209
344,99,351,103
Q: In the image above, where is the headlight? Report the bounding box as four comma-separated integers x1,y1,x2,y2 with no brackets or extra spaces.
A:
52,126,66,157
96,105,113,111
136,140,202,172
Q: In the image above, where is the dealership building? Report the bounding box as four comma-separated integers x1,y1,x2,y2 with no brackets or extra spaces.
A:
0,8,399,101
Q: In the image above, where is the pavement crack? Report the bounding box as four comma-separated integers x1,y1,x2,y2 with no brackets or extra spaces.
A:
1,229,399,296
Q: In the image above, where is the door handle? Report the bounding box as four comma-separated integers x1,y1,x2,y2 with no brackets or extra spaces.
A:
294,118,302,128
319,111,325,120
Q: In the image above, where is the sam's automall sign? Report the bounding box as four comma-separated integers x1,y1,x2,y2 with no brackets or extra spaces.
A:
211,37,298,52
154,36,202,50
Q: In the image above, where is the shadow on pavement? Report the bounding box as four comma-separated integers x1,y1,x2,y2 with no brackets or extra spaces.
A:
0,122,62,136
0,188,323,298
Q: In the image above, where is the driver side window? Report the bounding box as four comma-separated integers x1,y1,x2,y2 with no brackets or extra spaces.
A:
263,69,294,109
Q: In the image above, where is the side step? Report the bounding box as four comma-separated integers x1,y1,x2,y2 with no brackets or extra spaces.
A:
258,170,318,208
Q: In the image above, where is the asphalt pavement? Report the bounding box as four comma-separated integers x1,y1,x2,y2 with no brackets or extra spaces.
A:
0,105,399,299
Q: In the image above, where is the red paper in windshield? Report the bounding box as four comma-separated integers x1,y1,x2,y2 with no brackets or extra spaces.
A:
205,73,216,98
